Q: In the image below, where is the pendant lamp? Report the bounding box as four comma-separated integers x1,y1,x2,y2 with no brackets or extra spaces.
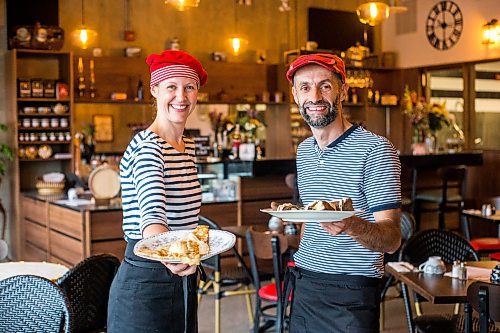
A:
70,0,97,49
165,0,200,11
356,1,390,26
228,0,248,55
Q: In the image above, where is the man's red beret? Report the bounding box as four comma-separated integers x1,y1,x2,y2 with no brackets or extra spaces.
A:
286,53,346,84
146,50,208,87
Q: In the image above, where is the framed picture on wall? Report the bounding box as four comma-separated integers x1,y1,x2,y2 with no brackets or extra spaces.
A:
93,114,113,142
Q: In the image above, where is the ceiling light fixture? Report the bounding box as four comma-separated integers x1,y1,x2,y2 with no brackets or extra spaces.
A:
70,0,97,49
228,0,248,56
165,0,200,11
356,1,390,26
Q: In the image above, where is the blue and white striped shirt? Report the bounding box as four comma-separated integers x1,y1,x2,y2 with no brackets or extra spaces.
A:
120,130,201,241
294,125,401,278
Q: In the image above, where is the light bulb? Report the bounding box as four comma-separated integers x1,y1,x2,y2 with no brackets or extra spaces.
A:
70,27,97,49
232,37,241,55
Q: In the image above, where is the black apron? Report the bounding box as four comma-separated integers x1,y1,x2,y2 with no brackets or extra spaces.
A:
107,239,199,333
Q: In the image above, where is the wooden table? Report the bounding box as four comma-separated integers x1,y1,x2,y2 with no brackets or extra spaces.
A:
386,260,498,332
0,261,69,281
462,209,500,238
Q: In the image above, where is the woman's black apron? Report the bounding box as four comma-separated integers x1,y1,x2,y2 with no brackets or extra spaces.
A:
107,239,199,333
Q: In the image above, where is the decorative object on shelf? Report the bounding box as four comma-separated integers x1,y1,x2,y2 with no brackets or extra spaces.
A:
79,123,96,164
356,1,390,26
37,145,53,159
135,77,144,102
43,80,55,98
402,86,450,154
345,43,370,68
52,103,68,114
25,146,38,159
210,51,227,62
345,69,373,88
88,164,121,206
56,82,69,99
36,179,65,195
425,0,463,50
70,0,98,49
124,46,142,57
18,79,31,98
93,115,114,142
9,24,64,50
278,0,291,12
31,79,44,98
169,37,181,50
165,0,200,11
482,19,499,46
77,57,86,98
89,59,96,98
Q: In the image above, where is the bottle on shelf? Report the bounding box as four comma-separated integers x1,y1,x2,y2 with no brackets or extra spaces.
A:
231,124,241,159
135,77,144,102
77,57,86,98
351,88,358,104
89,59,96,99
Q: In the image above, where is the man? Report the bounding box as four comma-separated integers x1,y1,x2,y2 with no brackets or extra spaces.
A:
285,53,402,333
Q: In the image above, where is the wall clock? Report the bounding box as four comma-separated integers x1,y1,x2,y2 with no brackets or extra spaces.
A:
426,1,463,50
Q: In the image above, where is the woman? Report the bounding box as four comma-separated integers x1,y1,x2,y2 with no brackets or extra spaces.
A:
108,50,208,333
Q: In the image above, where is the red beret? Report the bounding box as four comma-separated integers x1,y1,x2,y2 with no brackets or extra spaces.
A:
286,53,346,84
146,50,208,87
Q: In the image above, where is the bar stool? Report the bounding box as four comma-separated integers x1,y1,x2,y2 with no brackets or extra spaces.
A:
414,165,467,230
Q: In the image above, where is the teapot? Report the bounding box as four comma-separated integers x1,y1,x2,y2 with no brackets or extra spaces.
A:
53,103,68,114
418,256,446,275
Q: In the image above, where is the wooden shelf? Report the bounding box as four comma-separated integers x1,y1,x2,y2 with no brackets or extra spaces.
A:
17,98,71,102
19,141,71,145
18,113,70,117
18,127,70,131
19,157,71,162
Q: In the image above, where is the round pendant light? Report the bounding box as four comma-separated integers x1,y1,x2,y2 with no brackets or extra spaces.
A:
356,1,390,26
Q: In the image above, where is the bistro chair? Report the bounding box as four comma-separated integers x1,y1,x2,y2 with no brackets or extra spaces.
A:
56,254,120,333
197,215,255,333
380,211,417,330
413,281,500,333
460,209,500,257
0,274,72,332
397,229,480,333
246,226,290,333
414,165,467,230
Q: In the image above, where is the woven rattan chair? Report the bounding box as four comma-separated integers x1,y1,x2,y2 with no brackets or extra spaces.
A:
56,254,120,333
0,274,72,332
197,215,255,333
412,281,500,333
397,229,480,333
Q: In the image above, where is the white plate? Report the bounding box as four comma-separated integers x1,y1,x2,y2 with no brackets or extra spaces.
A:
260,208,362,222
133,229,236,263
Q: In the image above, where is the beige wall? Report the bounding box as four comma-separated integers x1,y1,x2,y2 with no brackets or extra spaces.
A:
382,0,500,68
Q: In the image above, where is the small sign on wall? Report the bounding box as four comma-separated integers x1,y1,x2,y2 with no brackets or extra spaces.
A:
93,114,114,142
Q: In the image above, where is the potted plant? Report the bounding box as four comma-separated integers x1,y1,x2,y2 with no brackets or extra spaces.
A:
0,123,14,179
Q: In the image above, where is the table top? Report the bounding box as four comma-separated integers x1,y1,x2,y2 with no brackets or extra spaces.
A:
462,209,500,222
0,261,69,281
399,151,483,169
386,260,498,304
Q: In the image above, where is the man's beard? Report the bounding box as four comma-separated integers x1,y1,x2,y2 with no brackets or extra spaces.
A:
299,96,340,129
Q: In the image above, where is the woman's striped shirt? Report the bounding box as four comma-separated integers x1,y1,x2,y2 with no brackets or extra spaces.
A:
120,130,201,241
294,125,401,278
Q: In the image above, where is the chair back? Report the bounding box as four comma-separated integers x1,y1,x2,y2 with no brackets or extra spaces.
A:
466,281,500,333
438,165,467,202
399,228,479,265
56,254,120,333
0,274,72,332
246,227,288,290
198,215,221,272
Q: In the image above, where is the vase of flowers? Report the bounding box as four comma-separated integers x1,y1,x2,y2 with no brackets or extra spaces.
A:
402,86,450,154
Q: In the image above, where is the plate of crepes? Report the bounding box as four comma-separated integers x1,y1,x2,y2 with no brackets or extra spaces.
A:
133,226,236,265
260,198,361,223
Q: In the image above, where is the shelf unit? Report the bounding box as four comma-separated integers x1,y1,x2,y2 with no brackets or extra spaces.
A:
7,49,74,191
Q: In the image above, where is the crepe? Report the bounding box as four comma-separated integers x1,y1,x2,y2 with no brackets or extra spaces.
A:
136,226,210,265
272,198,354,212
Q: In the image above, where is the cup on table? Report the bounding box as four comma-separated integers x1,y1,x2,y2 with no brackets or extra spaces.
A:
419,256,446,275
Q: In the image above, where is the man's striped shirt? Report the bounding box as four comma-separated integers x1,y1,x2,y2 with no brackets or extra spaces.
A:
294,125,401,278
120,130,201,241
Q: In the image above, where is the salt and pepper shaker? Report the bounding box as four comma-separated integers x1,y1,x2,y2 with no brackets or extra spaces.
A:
458,262,468,281
482,204,493,216
452,260,461,278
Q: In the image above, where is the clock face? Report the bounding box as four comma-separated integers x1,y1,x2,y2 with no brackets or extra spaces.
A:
426,1,463,50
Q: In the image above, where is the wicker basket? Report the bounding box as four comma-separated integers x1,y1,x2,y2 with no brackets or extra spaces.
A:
36,180,65,195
